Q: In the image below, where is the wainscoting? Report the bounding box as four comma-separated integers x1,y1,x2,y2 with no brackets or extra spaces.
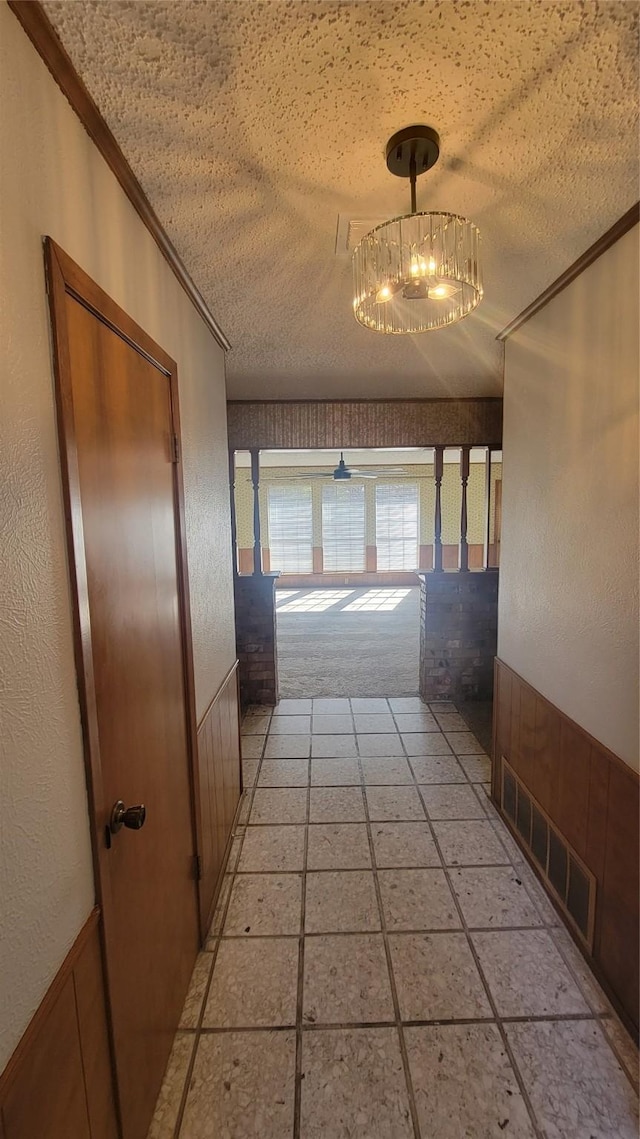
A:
0,910,117,1139
492,659,639,1031
196,662,243,935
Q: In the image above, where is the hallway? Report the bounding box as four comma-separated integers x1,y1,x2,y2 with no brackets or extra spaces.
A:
150,698,638,1139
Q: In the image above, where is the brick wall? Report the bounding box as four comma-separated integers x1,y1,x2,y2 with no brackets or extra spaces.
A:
234,573,279,707
419,571,499,701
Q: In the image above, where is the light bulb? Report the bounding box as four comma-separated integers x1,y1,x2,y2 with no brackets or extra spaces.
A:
428,281,458,301
376,284,392,303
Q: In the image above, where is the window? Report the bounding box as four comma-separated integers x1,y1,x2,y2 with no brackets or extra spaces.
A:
322,484,365,571
267,486,313,573
375,483,419,570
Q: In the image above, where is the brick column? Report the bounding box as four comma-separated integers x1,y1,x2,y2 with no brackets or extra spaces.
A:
234,572,280,708
419,571,499,702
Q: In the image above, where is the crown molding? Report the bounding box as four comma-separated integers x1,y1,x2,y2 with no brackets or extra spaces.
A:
8,0,231,353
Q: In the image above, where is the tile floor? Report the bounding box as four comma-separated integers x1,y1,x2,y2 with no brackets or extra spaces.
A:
148,696,639,1139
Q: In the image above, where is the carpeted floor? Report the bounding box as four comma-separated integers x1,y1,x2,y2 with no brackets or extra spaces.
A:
276,586,420,698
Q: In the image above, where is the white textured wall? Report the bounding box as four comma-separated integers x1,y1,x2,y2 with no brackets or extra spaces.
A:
498,225,639,770
0,3,235,1070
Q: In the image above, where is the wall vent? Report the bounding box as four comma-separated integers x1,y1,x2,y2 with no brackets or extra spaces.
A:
335,215,387,257
500,759,596,951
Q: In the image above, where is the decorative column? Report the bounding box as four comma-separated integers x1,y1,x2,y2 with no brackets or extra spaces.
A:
250,448,262,575
228,450,238,576
459,445,470,572
433,445,444,572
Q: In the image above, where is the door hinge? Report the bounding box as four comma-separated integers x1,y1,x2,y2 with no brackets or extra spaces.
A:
170,432,180,464
193,854,202,881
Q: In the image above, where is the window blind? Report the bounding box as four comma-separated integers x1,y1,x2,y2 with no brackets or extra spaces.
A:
267,485,313,573
375,483,419,571
321,484,366,572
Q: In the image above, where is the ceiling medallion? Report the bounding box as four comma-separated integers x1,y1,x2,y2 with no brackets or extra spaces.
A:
352,125,483,334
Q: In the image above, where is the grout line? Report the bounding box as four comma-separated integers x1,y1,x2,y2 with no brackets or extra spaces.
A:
356,727,423,1139
292,748,311,1138
191,1009,604,1035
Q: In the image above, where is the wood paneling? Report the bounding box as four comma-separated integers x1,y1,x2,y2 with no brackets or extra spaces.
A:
0,911,118,1139
8,2,229,353
493,658,640,1031
497,203,639,341
227,398,502,451
196,663,242,937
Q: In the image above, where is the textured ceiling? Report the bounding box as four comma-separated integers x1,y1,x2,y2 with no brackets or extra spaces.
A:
43,0,638,399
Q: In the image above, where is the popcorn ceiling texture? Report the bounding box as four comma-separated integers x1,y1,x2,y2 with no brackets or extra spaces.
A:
43,0,639,399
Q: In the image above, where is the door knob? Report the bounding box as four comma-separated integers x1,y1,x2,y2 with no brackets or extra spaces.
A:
110,800,147,835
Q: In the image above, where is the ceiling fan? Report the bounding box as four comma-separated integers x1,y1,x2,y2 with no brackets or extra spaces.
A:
269,453,410,481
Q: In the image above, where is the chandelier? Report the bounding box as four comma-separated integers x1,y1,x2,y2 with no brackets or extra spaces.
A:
352,126,482,334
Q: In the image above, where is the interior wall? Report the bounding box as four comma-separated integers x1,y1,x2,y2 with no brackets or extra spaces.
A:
0,2,236,1070
498,224,639,770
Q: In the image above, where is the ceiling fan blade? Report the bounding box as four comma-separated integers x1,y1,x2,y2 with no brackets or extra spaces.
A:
267,472,332,479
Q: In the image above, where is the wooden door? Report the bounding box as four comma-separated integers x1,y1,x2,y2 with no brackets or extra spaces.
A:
46,242,200,1139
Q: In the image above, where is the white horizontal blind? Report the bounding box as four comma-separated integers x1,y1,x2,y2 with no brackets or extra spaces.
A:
322,484,366,571
268,486,313,573
376,483,419,570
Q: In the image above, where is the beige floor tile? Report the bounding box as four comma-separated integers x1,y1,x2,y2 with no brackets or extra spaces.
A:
420,783,487,820
514,859,563,925
300,1027,414,1138
472,929,590,1016
224,874,302,936
444,730,487,755
274,698,312,714
307,823,371,870
242,759,258,786
305,870,380,932
433,711,469,732
264,734,310,759
389,697,430,712
601,1015,640,1093
357,733,404,756
401,732,453,756
179,951,213,1028
309,786,365,823
238,825,306,873
313,698,351,712
257,758,309,787
451,866,544,928
241,735,265,760
506,1019,639,1139
350,698,390,712
207,874,232,941
378,869,461,931
147,1031,195,1139
310,757,361,785
312,713,354,734
550,925,612,1013
269,714,312,734
405,1023,536,1138
433,820,511,866
353,712,397,733
428,701,456,713
390,932,491,1021
393,712,439,733
303,934,394,1025
408,754,466,783
204,937,298,1027
459,753,492,781
366,786,426,821
250,787,307,824
241,716,271,735
181,1030,295,1138
311,734,358,758
360,756,414,784
371,822,441,868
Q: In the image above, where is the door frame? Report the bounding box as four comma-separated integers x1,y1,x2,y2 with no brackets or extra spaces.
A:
44,238,205,1125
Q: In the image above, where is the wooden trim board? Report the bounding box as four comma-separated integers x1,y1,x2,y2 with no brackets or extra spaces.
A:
0,910,118,1139
497,203,640,341
8,1,229,353
492,658,640,1033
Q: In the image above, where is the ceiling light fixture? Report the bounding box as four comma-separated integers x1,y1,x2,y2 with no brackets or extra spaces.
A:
352,126,482,334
